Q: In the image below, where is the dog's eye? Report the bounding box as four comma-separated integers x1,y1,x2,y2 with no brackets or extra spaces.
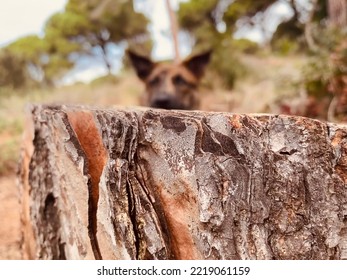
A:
173,75,188,86
149,76,160,86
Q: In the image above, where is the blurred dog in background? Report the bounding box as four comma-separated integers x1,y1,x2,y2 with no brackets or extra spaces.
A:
128,50,211,110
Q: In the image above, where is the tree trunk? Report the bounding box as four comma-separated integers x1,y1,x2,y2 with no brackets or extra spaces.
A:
305,0,319,52
100,44,112,75
165,0,181,64
19,105,347,260
327,0,347,27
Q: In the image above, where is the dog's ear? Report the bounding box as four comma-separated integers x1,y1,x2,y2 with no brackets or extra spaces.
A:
127,50,155,81
182,50,212,80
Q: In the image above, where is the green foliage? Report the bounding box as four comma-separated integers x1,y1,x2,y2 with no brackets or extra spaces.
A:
271,18,305,54
47,0,151,73
272,37,300,55
232,39,259,54
209,45,247,89
179,0,276,34
0,49,29,89
310,25,345,52
312,0,328,23
303,56,331,99
7,35,47,63
6,34,75,86
223,0,277,28
45,11,91,40
178,0,219,32
7,35,47,83
300,27,347,120
302,27,346,97
0,0,150,88
178,0,270,89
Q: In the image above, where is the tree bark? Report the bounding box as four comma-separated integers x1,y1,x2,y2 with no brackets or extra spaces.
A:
19,105,347,260
165,0,181,64
304,0,319,52
327,0,347,27
100,43,112,75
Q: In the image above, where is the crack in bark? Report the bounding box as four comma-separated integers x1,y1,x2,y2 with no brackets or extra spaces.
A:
125,174,140,259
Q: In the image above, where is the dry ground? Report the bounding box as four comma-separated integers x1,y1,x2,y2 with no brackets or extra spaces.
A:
0,54,305,259
0,175,21,259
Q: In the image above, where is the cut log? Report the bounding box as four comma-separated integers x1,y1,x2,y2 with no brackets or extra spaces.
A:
18,105,347,260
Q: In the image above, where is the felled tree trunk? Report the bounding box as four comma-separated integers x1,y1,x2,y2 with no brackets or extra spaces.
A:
19,105,347,260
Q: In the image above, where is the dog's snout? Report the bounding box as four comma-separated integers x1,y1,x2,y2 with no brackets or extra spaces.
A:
152,96,173,109
151,95,184,110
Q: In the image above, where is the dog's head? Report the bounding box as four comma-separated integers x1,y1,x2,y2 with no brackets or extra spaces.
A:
128,50,211,110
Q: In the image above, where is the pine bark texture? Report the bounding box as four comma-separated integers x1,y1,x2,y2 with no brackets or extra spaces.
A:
19,105,347,260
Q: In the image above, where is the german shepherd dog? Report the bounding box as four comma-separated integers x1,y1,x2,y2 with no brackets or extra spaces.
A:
127,50,211,110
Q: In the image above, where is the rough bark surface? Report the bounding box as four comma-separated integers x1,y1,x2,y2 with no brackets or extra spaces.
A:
19,105,347,260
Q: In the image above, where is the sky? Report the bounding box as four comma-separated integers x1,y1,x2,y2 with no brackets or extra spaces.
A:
0,0,67,46
0,0,291,83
